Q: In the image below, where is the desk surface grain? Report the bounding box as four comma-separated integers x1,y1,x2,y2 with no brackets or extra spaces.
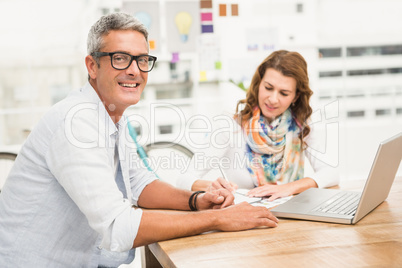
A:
148,177,402,268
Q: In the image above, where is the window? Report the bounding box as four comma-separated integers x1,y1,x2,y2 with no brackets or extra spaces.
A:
347,111,365,118
296,3,303,13
382,45,402,55
101,8,109,15
159,125,173,134
372,92,390,97
347,93,365,98
318,48,342,58
319,71,342,78
347,69,383,76
134,126,142,136
319,95,332,100
347,46,378,57
347,67,402,76
375,109,391,116
389,67,402,74
347,44,402,57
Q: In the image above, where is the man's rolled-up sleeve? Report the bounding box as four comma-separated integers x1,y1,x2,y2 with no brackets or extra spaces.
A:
101,205,143,251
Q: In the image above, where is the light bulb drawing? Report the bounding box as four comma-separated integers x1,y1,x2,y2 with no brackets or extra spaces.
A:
134,12,152,29
174,12,192,43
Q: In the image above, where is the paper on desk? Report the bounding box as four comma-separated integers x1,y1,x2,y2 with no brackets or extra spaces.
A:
234,189,262,204
234,189,293,209
252,196,293,209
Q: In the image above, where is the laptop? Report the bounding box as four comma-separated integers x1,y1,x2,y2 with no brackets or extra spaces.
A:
271,132,402,224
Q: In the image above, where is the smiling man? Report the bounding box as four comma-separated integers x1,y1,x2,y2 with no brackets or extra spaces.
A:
0,13,278,267
87,29,149,121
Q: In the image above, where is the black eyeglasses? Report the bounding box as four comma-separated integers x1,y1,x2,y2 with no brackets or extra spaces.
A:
92,52,157,72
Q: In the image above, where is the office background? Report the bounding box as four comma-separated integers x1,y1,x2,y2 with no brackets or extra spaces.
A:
1,0,401,182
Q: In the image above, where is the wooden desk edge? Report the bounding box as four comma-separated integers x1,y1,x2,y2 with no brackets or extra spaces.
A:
146,243,176,268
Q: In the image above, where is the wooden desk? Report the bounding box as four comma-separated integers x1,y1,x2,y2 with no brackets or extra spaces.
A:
146,177,402,267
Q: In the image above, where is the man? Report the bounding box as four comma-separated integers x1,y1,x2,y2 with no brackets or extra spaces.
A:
0,13,278,267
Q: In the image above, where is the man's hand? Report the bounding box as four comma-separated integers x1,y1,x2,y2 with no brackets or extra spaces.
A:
214,202,279,231
196,188,235,210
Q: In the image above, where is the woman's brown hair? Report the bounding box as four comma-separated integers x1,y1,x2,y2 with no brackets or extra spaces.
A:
235,50,313,147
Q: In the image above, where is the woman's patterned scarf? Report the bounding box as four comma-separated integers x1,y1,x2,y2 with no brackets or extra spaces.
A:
243,107,304,186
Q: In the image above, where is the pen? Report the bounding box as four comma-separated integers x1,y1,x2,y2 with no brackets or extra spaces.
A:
218,164,229,183
218,164,235,193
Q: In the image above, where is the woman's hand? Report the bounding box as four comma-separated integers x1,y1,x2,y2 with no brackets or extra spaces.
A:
247,183,295,201
192,178,238,193
207,177,238,193
247,177,318,201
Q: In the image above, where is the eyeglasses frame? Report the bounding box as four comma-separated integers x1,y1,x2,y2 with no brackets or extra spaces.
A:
91,51,157,72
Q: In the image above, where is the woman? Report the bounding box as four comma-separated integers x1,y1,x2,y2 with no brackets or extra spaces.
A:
177,50,339,200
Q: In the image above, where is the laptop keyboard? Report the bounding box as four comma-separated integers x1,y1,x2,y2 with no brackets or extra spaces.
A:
312,191,360,216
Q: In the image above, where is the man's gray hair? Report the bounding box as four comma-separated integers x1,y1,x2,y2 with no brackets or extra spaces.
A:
87,12,149,57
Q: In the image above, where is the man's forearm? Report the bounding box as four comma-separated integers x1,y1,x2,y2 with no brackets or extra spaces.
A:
134,179,279,248
137,180,191,210
133,209,217,247
133,202,279,248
